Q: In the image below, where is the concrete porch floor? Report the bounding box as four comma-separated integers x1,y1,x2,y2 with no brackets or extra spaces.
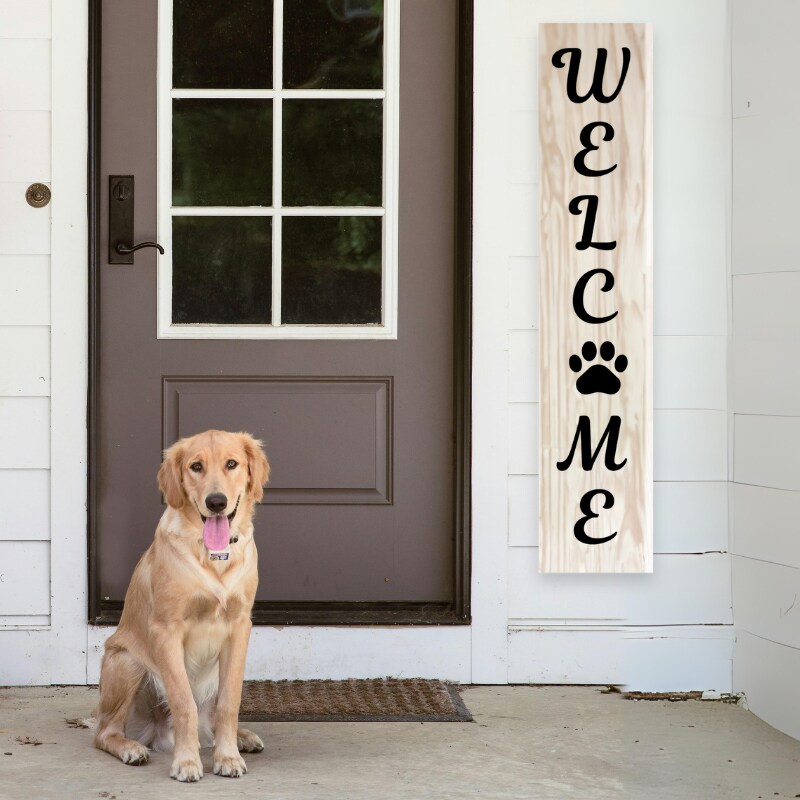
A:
0,685,798,799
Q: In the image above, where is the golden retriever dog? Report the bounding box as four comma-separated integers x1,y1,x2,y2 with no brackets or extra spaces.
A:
94,430,270,782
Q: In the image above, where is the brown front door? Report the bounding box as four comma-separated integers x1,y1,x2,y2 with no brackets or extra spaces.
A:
91,0,470,624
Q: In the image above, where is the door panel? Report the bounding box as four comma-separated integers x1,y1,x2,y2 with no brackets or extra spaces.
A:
163,377,392,504
91,0,469,623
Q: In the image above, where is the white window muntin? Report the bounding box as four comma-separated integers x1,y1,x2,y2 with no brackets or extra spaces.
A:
156,0,400,340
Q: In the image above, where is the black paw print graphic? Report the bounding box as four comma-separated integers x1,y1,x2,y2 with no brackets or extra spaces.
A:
569,341,628,395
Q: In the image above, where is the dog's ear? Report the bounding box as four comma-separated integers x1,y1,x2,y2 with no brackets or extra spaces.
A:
241,434,270,503
158,441,185,509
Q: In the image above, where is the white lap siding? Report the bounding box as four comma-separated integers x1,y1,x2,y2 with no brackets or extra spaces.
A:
484,0,733,689
731,0,800,741
0,4,52,628
0,0,87,684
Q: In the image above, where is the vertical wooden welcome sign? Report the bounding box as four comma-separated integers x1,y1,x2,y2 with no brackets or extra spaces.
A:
539,23,653,573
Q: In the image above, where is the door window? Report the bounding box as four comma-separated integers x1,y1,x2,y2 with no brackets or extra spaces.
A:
157,0,398,338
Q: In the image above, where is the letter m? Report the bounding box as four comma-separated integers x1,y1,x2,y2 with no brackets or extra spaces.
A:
556,415,627,472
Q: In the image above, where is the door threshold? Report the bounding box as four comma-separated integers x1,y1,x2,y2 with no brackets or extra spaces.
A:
93,601,470,626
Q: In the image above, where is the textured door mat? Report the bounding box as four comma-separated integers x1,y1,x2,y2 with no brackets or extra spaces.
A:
239,678,473,722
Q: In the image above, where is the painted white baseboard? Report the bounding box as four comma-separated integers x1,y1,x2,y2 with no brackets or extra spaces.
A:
88,625,473,685
0,627,87,685
508,625,734,692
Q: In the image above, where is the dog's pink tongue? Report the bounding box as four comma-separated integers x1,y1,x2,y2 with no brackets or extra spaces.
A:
203,514,230,551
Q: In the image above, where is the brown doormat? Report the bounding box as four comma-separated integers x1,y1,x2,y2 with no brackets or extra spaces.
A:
239,678,472,722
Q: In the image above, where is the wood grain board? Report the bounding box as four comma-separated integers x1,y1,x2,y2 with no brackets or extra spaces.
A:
539,23,653,572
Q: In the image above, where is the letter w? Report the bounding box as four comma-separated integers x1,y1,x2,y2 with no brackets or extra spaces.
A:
551,47,631,104
556,415,627,472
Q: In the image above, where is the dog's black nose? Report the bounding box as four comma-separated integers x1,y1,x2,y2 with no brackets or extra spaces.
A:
205,493,227,514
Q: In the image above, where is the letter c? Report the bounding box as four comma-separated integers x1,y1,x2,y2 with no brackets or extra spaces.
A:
572,268,618,324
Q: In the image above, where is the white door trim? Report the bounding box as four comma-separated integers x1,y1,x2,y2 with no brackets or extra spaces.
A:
88,626,472,684
469,0,512,683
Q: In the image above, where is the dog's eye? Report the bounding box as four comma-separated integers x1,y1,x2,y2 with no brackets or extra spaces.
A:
226,460,238,470
189,462,203,473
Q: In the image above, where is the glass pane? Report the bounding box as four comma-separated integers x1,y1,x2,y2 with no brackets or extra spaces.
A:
283,0,383,89
173,99,272,207
282,216,381,324
173,0,273,89
283,100,382,206
172,216,272,324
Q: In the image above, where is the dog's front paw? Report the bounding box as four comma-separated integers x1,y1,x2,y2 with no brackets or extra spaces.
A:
237,728,264,753
170,754,203,782
213,751,248,778
120,741,149,766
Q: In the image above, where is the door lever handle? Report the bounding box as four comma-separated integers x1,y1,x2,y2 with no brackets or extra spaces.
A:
109,175,164,264
115,241,165,255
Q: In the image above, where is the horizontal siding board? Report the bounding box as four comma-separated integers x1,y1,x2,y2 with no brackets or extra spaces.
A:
655,131,729,326
733,273,800,340
733,339,800,416
734,414,800,491
0,541,49,615
507,626,733,691
0,40,50,110
0,182,50,254
732,556,800,649
0,111,50,182
508,627,622,684
654,257,727,337
731,483,800,569
0,397,49,467
733,113,800,274
0,469,49,540
654,410,727,481
510,479,728,553
654,188,727,338
0,256,50,324
0,1,51,38
508,550,731,625
653,481,728,553
733,630,800,741
0,326,49,396
654,336,727,410
732,0,800,118
624,626,733,693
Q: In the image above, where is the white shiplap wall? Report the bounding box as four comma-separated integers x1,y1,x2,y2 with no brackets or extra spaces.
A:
0,0,52,626
0,0,88,684
501,0,732,690
731,0,800,740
